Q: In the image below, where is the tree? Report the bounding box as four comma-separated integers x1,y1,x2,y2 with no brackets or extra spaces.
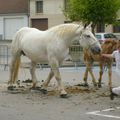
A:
64,0,120,33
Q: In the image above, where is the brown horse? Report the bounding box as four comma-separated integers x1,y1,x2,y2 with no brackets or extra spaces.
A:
83,39,118,91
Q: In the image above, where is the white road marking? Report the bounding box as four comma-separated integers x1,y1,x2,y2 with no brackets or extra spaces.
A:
102,108,115,111
86,107,120,119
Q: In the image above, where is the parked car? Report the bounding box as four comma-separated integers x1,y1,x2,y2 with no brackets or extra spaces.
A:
95,33,118,44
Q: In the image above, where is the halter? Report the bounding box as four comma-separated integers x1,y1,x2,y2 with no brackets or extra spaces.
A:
89,40,99,48
87,40,100,52
79,32,99,50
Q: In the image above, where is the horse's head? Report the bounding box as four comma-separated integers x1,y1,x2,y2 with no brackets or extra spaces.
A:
78,24,101,54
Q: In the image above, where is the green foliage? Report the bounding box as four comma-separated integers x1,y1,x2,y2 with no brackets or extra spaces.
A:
64,0,120,25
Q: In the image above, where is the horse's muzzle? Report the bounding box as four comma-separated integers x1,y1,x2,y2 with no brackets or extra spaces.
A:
90,46,101,54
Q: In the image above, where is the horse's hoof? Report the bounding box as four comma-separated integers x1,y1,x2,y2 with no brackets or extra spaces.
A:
110,92,116,100
75,83,89,87
60,94,69,98
110,91,118,100
40,89,48,94
30,87,47,93
18,85,25,88
98,84,102,88
7,86,16,91
17,80,20,85
94,83,98,87
84,83,89,87
22,79,32,83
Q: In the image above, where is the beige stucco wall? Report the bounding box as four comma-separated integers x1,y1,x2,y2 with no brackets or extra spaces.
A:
105,25,113,33
105,9,120,33
30,0,120,35
30,0,66,28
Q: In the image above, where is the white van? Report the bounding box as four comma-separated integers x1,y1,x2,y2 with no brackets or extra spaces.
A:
95,33,118,44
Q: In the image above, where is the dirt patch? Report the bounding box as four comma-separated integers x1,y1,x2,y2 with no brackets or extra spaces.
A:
4,83,109,98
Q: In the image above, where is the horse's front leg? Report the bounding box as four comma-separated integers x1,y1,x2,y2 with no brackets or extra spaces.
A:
83,67,89,87
53,67,67,97
86,62,97,87
108,65,112,91
98,64,103,88
30,62,37,88
88,68,97,87
49,58,67,97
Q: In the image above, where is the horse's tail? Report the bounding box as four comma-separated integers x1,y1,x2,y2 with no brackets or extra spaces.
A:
11,54,21,83
9,27,30,84
11,28,25,54
9,28,24,84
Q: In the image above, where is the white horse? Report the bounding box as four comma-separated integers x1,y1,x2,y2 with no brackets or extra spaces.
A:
8,23,101,97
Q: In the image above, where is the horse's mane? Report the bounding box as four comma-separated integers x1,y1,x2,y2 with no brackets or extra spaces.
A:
47,23,80,37
101,39,118,54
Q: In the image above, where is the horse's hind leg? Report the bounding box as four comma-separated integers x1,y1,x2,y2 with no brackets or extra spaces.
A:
30,62,37,88
41,69,54,94
8,56,15,85
42,69,54,89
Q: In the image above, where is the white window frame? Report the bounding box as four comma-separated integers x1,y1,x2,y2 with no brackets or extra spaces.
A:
36,0,43,13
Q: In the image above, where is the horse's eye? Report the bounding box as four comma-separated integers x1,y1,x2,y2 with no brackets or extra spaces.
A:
86,35,90,38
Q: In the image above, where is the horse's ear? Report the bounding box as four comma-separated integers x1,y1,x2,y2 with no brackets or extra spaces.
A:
83,22,92,29
84,23,87,29
87,22,92,29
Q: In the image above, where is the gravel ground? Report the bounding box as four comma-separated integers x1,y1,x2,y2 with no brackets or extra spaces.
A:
0,66,120,120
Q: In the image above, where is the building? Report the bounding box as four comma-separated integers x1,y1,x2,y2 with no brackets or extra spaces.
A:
0,0,120,40
95,11,120,38
29,0,67,30
0,0,29,40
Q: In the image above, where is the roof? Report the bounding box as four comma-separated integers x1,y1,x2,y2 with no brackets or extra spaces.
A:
0,0,29,14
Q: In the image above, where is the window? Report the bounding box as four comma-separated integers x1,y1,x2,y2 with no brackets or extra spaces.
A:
36,0,43,13
113,20,120,33
95,35,102,39
96,23,105,32
113,26,120,33
113,19,120,33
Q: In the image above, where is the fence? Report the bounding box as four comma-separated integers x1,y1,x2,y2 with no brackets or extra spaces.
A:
0,43,84,70
0,45,10,70
69,44,84,67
